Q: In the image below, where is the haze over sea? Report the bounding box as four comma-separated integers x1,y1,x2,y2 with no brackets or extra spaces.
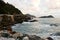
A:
12,18,60,40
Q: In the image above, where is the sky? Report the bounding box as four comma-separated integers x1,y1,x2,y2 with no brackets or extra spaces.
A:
3,0,60,18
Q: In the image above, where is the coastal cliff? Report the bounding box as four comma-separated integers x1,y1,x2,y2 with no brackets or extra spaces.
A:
0,0,31,23
0,14,43,40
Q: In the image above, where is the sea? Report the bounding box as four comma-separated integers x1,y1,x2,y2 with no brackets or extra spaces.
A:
12,18,60,40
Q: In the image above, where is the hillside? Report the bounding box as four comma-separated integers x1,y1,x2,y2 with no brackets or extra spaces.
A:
0,0,30,23
0,0,23,15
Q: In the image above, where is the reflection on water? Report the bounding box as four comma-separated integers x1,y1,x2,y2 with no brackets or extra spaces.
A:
12,18,60,40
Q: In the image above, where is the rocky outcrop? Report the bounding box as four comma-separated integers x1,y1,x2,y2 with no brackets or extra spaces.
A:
45,37,53,40
50,24,58,26
0,0,23,15
0,0,33,24
28,35,42,40
13,33,42,40
0,30,43,40
23,14,36,22
0,0,54,40
25,14,36,18
50,32,60,36
39,15,54,18
0,16,43,40
29,20,38,22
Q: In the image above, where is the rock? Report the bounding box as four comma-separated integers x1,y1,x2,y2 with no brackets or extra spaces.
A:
39,15,54,18
0,31,43,40
28,35,41,40
23,36,29,40
50,24,58,26
29,20,37,22
18,34,42,40
16,34,29,40
46,37,53,40
21,34,28,36
10,31,24,40
25,14,36,18
50,32,60,36
1,33,10,38
24,14,36,22
0,37,15,40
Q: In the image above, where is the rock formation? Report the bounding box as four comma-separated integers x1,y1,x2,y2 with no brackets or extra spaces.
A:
39,15,54,18
25,14,36,18
0,0,32,23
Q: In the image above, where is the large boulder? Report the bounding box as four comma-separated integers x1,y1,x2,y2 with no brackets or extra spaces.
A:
45,37,53,40
1,33,10,38
23,36,29,40
28,35,41,40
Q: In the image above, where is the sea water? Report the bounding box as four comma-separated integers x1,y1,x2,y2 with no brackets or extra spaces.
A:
12,18,60,40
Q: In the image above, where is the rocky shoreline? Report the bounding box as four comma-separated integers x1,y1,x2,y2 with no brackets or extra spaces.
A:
0,30,42,40
0,14,54,40
0,30,54,40
0,0,54,40
0,14,41,40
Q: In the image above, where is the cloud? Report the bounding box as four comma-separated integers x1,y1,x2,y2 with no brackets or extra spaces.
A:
3,0,60,17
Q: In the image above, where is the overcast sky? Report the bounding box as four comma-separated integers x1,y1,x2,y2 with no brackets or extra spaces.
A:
3,0,60,18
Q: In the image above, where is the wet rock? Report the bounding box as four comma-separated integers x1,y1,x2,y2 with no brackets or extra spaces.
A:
15,34,29,40
1,33,9,38
23,36,29,40
46,37,53,40
29,20,37,22
28,35,41,40
50,24,58,26
0,31,43,40
50,32,60,36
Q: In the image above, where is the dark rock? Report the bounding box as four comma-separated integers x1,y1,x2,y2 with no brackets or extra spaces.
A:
29,20,38,22
23,34,29,37
50,24,58,26
0,0,33,24
1,33,10,38
39,15,54,18
25,14,36,18
50,32,60,36
18,34,42,40
28,35,41,40
46,37,53,40
24,14,36,22
16,34,29,40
